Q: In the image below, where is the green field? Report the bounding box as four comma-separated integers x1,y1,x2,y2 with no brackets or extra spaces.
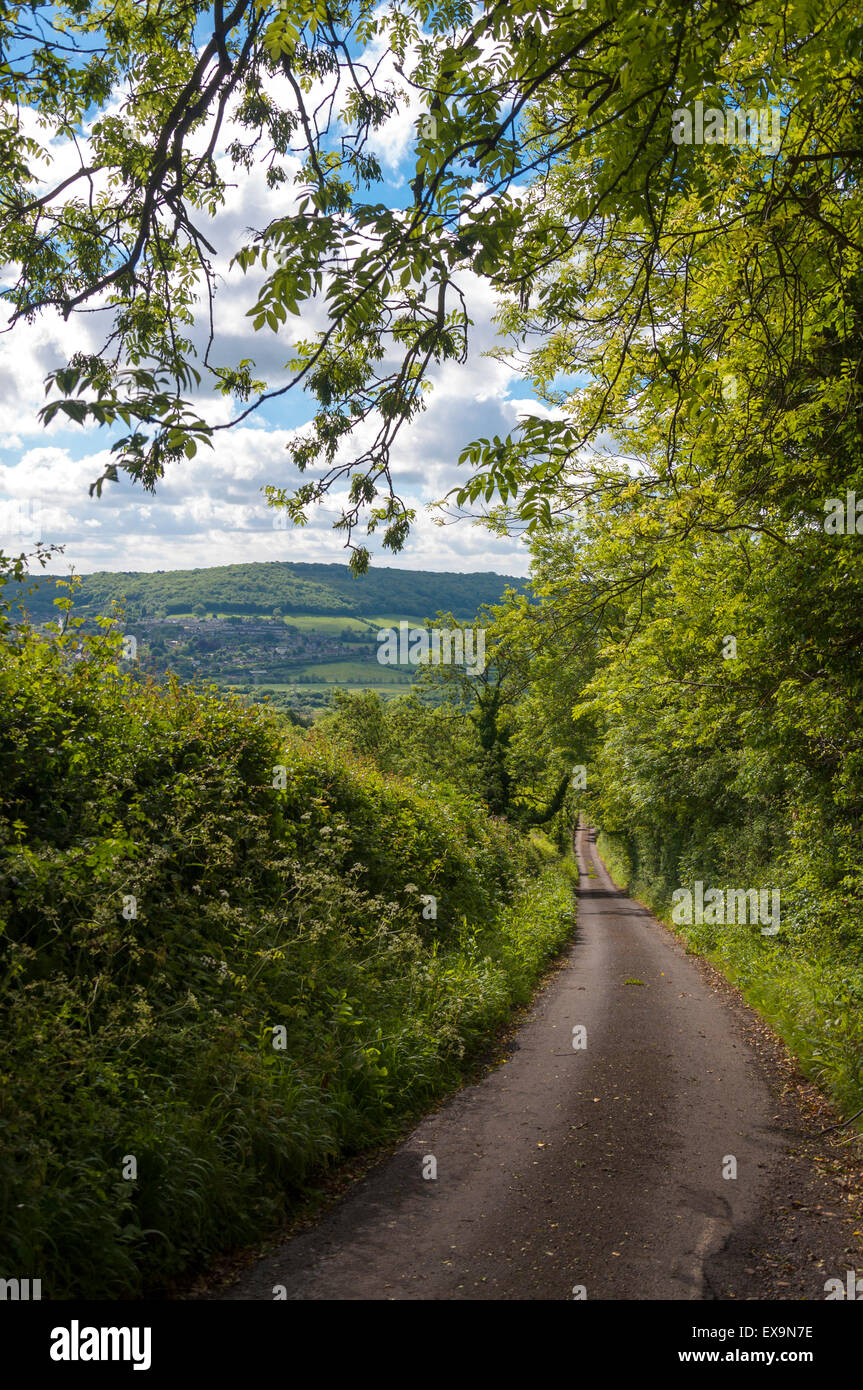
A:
225,683,301,693
148,612,374,629
229,682,406,697
367,614,432,626
300,660,413,683
282,614,375,632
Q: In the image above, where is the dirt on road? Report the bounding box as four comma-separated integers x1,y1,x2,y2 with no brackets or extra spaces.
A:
205,824,863,1300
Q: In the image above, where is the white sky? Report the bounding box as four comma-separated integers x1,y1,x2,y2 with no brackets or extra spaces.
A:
0,30,544,578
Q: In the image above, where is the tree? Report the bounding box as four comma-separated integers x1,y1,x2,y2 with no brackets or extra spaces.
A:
5,2,858,568
411,608,581,824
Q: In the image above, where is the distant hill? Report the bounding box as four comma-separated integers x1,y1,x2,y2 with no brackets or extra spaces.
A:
6,561,527,624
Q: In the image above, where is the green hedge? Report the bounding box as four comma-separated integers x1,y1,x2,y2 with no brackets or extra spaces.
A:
0,610,574,1297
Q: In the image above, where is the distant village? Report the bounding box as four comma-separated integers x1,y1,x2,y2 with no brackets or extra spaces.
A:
123,612,380,685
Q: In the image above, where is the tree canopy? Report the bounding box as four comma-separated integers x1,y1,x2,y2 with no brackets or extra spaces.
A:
4,0,859,568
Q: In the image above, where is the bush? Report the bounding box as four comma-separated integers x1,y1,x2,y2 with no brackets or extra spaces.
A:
0,598,574,1296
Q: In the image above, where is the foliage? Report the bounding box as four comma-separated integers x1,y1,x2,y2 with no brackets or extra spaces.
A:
3,0,863,1293
8,560,524,624
0,581,573,1297
321,647,579,840
414,0,863,1126
7,3,859,566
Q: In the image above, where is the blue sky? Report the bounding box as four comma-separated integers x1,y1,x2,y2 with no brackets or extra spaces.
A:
0,28,565,579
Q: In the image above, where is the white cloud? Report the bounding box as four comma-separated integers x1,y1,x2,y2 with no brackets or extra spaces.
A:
0,33,539,580
2,395,530,575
